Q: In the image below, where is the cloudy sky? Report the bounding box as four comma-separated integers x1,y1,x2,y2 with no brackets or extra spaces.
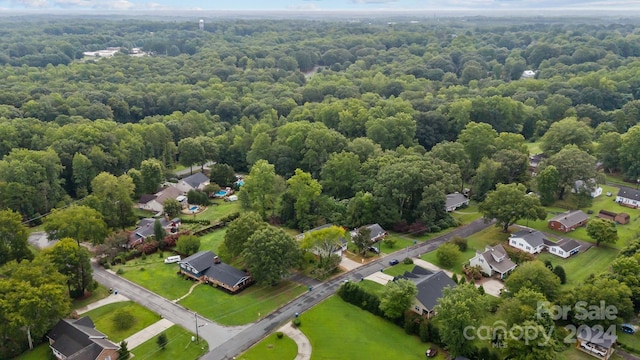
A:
1,0,639,12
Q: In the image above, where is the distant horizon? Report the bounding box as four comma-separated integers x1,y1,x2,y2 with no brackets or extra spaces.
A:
3,0,640,17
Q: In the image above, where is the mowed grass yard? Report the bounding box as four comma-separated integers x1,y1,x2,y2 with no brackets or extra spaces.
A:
516,184,640,249
300,296,445,360
237,332,298,360
421,226,509,274
179,281,306,326
82,301,161,342
116,260,193,300
130,325,209,360
536,246,619,286
199,228,226,253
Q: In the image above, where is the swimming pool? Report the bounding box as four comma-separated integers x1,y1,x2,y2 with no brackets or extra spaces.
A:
215,190,228,197
189,205,199,212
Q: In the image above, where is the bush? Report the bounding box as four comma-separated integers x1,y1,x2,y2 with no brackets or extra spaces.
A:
220,212,241,224
544,259,553,270
141,253,147,260
292,318,301,327
383,237,397,248
451,236,468,251
436,243,461,267
403,257,413,265
116,268,125,275
112,309,135,331
103,262,111,270
140,267,145,271
407,221,429,236
553,265,567,284
276,331,284,339
175,234,201,256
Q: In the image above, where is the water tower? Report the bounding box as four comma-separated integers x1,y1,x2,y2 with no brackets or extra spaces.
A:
199,19,204,31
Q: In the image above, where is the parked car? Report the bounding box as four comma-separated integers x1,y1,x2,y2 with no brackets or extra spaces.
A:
425,347,438,357
368,246,380,254
389,259,399,265
164,255,181,264
621,324,636,334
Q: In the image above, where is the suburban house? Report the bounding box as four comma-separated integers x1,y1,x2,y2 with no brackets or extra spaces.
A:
138,186,184,213
572,179,603,198
615,186,640,209
509,230,548,254
179,251,252,293
176,172,210,193
47,316,119,360
544,238,582,258
597,210,630,225
128,217,181,248
469,244,517,279
529,153,546,174
576,325,617,360
548,210,589,233
296,224,348,257
394,266,456,318
445,193,470,212
350,223,388,243
521,70,537,78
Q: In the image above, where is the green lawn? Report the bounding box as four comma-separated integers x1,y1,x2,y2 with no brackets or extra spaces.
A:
12,343,51,360
181,200,240,224
421,226,508,274
179,281,306,326
451,203,483,224
198,228,226,253
378,234,416,255
381,263,416,277
115,261,193,301
517,185,640,249
130,325,209,360
237,332,298,360
300,296,445,360
535,246,618,287
617,326,640,354
71,284,111,310
356,279,385,294
526,141,543,155
82,301,161,342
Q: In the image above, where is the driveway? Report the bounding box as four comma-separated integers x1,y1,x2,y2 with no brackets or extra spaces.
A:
339,256,362,271
364,272,394,285
90,261,246,350
28,231,57,249
477,278,504,297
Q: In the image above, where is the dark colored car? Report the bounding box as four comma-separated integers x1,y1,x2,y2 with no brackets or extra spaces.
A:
389,259,399,265
621,324,636,334
368,246,380,254
426,348,437,357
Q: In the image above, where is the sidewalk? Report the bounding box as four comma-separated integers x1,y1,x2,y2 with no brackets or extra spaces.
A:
278,322,311,360
123,318,174,349
76,293,129,315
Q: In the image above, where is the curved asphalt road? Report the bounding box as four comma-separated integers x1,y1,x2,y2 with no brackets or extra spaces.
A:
90,218,494,360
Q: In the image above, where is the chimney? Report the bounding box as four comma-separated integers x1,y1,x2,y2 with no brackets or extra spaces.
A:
213,256,221,264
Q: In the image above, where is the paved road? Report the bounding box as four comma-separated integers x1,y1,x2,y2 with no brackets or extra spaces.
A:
91,262,247,349
205,218,495,360
174,161,216,178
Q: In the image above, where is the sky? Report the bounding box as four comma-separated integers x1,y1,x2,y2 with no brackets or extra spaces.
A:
2,0,640,13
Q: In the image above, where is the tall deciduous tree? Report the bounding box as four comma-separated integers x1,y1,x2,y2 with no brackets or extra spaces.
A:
379,279,418,319
351,226,371,256
541,117,593,155
0,209,33,266
479,183,547,232
571,277,633,327
320,151,361,200
620,124,640,180
163,198,182,218
539,145,596,200
90,172,136,230
178,137,205,175
224,212,267,258
139,158,164,194
457,121,497,171
72,152,94,197
586,218,618,247
286,169,322,231
300,225,345,270
153,219,166,243
43,238,94,298
242,160,280,220
535,165,560,205
504,261,561,301
175,235,200,256
596,132,622,174
435,283,487,358
44,205,109,245
242,226,299,285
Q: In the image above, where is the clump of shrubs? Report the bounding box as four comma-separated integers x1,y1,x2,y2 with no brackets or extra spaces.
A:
276,331,284,339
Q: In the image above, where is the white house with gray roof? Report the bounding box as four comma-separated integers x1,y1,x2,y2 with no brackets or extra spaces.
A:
616,186,640,209
509,230,548,254
469,244,517,279
445,193,469,212
176,172,210,193
543,238,581,258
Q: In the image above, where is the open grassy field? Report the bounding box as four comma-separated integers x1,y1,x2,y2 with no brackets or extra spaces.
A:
237,332,298,360
130,325,209,360
71,284,111,310
617,328,640,354
115,260,193,301
179,281,306,326
198,228,226,253
421,226,508,274
181,200,240,224
536,246,618,287
12,343,50,360
300,296,445,360
451,203,483,224
82,301,161,342
526,141,543,155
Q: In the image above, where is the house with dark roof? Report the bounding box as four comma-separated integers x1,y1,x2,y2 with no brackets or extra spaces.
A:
177,172,210,193
509,230,548,254
393,266,456,318
576,325,617,359
445,193,469,212
469,245,517,279
47,316,119,360
349,223,388,243
179,251,252,293
616,186,640,209
128,217,181,248
138,186,185,213
548,210,589,233
296,224,348,257
597,210,630,225
544,238,581,259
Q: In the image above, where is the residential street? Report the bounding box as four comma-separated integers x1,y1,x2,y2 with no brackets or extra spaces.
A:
91,262,247,350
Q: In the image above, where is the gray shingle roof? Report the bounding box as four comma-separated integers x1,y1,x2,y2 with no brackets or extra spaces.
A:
180,250,216,273
556,238,582,252
445,193,468,209
182,172,209,189
511,230,547,248
481,244,517,274
617,186,640,201
181,251,250,288
395,266,455,312
47,317,117,360
548,210,589,228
